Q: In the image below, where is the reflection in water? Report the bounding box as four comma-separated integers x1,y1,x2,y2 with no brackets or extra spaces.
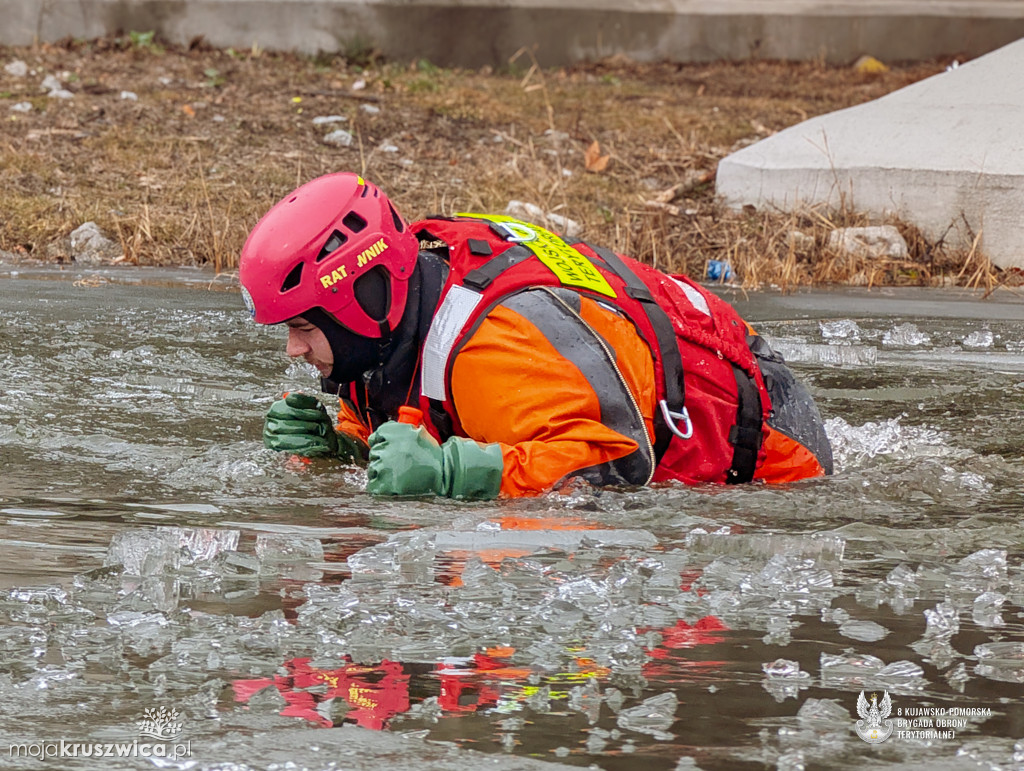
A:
1,272,1024,770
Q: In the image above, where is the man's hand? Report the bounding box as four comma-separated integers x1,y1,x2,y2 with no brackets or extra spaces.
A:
366,422,503,499
264,392,365,462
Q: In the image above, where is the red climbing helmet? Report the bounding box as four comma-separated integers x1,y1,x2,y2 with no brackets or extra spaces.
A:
238,172,419,338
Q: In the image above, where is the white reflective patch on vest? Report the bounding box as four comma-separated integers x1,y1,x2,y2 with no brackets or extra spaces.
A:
421,284,484,401
669,276,712,317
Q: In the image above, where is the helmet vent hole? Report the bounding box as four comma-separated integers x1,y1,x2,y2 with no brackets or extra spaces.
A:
316,230,348,262
280,262,304,292
389,203,405,233
342,212,367,233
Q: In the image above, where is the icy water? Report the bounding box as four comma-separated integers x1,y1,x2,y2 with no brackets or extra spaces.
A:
1,266,1023,771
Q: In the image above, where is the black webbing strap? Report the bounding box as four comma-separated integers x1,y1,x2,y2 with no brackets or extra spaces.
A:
463,245,534,291
428,398,455,442
726,365,763,484
586,244,686,463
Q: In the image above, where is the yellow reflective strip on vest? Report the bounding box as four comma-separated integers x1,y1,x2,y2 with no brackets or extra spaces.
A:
458,213,617,299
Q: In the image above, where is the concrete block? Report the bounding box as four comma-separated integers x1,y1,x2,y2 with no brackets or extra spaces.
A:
717,37,1024,268
7,0,1024,67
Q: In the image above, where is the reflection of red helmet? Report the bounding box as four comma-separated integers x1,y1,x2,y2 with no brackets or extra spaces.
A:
238,172,419,338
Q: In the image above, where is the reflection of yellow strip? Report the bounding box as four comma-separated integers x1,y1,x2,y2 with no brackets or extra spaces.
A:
459,213,616,298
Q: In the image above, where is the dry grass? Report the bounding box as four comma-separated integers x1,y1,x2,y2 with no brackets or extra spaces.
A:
0,36,1008,288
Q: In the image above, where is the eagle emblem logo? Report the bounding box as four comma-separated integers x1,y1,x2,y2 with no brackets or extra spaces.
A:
855,690,894,743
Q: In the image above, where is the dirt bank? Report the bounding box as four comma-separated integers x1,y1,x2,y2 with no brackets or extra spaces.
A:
0,37,1002,288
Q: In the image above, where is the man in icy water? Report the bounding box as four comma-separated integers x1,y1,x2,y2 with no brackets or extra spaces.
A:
238,172,832,499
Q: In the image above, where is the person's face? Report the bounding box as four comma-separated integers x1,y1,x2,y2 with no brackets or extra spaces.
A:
285,317,333,377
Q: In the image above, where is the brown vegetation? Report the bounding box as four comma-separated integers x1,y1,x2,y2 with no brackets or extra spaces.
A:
0,36,1006,289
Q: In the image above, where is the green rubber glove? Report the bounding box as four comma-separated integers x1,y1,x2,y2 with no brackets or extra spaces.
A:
366,422,503,500
263,392,366,462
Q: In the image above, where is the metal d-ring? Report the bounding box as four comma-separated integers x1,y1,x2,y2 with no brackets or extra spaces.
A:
497,221,537,243
659,400,693,440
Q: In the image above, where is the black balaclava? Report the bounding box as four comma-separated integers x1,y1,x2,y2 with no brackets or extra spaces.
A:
309,251,448,419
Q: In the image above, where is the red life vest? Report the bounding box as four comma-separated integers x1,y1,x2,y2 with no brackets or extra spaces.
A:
409,214,772,485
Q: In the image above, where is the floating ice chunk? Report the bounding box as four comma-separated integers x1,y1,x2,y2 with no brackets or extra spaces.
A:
882,322,931,347
166,526,239,563
762,659,810,680
974,642,1024,684
820,607,850,625
107,610,168,628
886,563,920,593
685,531,845,567
432,528,657,552
945,662,970,691
819,319,862,342
768,341,876,367
923,601,960,640
105,529,181,576
839,620,889,642
973,591,1006,628
219,551,260,575
962,330,994,348
876,660,924,680
9,586,68,605
247,684,288,711
825,416,950,468
568,677,602,724
255,533,324,563
820,651,884,679
673,756,702,770
796,698,849,725
974,642,1024,663
956,549,1007,581
29,667,77,690
616,692,678,738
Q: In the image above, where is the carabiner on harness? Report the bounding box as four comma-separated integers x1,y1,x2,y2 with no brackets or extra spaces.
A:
659,400,693,440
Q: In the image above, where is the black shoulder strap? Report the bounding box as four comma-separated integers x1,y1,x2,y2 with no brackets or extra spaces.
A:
462,245,534,291
727,366,763,484
586,244,684,463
